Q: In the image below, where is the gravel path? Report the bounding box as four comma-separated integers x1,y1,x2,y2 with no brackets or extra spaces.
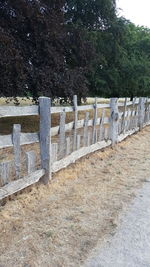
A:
84,181,150,267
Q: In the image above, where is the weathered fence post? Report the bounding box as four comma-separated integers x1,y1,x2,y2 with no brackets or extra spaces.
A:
121,98,127,133
135,106,139,128
0,160,13,186
12,124,21,179
104,127,109,141
39,97,51,184
138,97,145,131
77,135,81,150
144,97,149,124
83,112,89,146
110,98,119,146
26,151,36,174
98,109,105,142
148,103,150,123
92,97,98,144
73,95,78,151
95,128,98,143
59,109,66,158
87,131,91,146
66,137,71,155
127,108,131,131
130,97,137,130
148,102,150,122
52,143,58,163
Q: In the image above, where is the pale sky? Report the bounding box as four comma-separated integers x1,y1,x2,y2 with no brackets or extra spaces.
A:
117,0,150,28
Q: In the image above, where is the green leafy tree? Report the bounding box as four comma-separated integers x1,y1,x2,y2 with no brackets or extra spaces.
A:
88,17,150,98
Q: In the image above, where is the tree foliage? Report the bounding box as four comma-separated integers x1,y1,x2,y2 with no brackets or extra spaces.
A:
0,0,67,99
0,0,150,100
88,18,150,98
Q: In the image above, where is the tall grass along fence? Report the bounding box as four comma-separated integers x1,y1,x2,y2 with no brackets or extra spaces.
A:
0,96,149,200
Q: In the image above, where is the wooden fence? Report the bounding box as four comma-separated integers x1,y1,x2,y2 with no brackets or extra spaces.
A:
0,96,150,200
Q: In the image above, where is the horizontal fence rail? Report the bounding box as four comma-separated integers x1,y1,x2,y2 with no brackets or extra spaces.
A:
0,96,150,200
0,98,148,118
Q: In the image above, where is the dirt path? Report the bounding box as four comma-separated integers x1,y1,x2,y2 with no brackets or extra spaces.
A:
84,182,150,267
1,127,150,267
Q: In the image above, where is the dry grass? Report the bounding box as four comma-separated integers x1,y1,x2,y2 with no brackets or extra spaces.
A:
0,97,33,106
0,126,150,266
86,97,130,104
0,97,129,106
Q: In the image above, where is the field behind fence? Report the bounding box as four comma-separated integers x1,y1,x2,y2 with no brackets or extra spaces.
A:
0,96,149,200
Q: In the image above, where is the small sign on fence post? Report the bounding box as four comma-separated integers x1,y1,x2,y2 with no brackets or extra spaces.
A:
39,97,51,184
110,98,119,146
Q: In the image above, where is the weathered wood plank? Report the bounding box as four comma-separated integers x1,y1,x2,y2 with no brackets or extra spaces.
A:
118,100,139,107
138,97,145,131
0,105,38,118
144,97,149,123
118,127,139,143
51,100,140,114
127,108,131,131
12,124,21,179
0,132,39,149
66,137,71,156
52,140,111,173
133,109,137,129
0,103,109,119
135,106,139,128
51,103,110,114
26,151,36,174
92,98,98,144
0,98,145,119
95,128,98,143
0,135,14,148
39,97,51,184
98,109,105,141
0,169,45,200
104,127,109,140
52,143,58,163
118,120,122,135
148,104,150,123
73,95,78,151
59,110,66,158
83,112,89,146
20,132,39,145
87,131,91,146
129,97,137,130
0,160,13,186
121,97,127,133
77,135,81,150
109,98,119,145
